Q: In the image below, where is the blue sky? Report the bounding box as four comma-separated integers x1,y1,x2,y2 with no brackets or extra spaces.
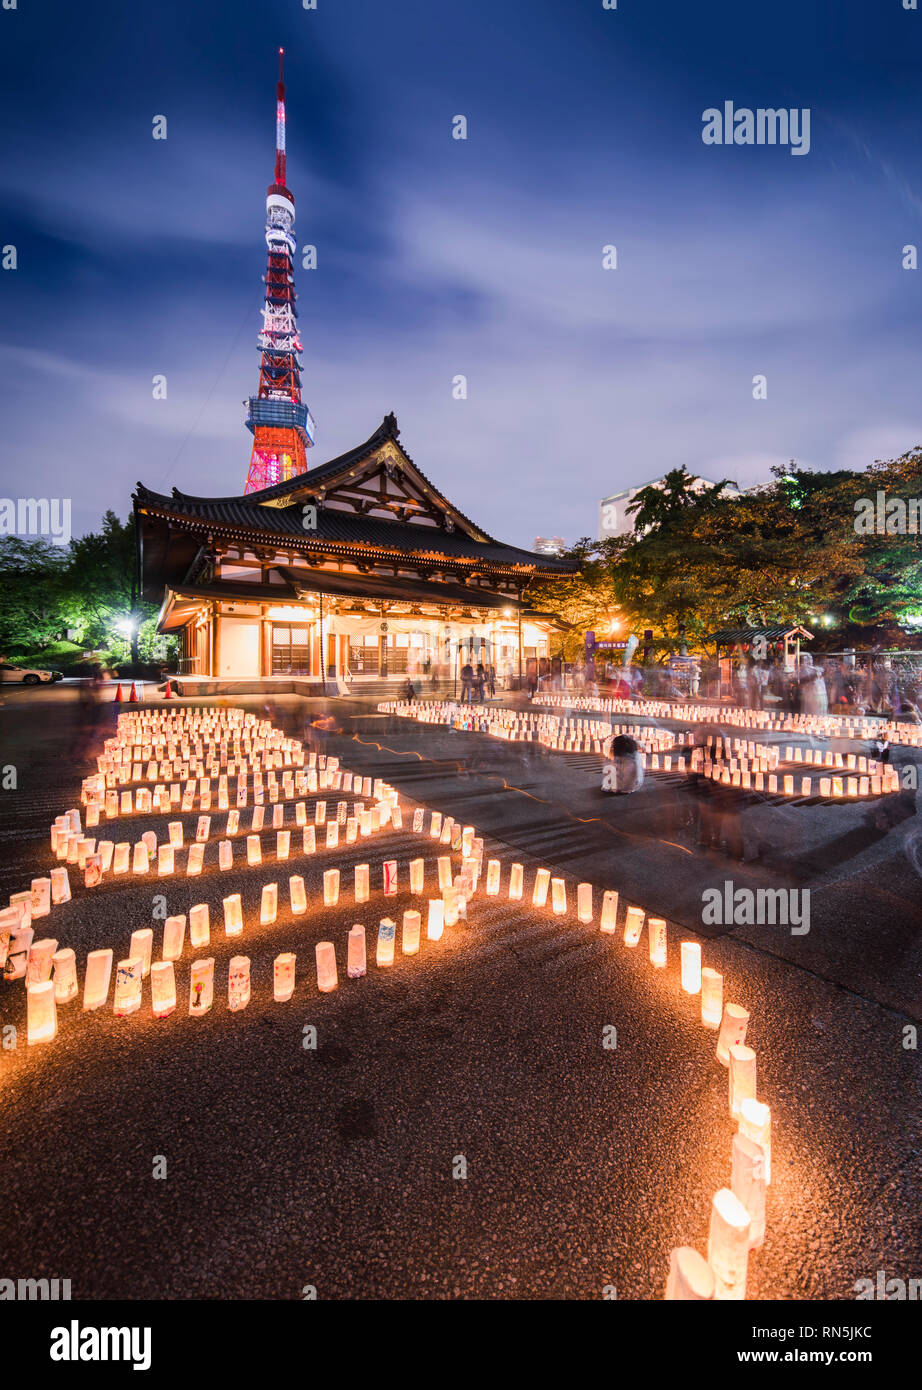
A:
1,0,920,547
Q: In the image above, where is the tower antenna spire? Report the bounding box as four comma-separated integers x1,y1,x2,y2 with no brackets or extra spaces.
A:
274,46,287,189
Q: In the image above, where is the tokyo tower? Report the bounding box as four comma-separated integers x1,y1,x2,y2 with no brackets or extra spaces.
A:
244,49,315,493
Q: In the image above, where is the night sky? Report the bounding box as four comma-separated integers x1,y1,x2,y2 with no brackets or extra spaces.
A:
1,0,920,546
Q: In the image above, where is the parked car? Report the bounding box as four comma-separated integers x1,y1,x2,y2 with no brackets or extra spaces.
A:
0,661,64,685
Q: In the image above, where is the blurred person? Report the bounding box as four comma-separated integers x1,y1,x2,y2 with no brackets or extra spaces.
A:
602,734,645,795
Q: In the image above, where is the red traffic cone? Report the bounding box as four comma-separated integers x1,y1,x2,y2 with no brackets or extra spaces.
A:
114,683,123,702
129,682,138,702
163,679,174,699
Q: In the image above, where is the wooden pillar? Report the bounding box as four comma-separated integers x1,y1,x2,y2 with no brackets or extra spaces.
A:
210,603,219,678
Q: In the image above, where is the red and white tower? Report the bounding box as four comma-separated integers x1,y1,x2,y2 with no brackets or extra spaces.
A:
244,49,315,493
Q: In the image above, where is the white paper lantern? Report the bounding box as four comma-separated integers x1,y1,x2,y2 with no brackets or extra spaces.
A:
731,1131,767,1249
707,1188,751,1300
259,882,277,925
323,869,340,906
130,928,154,977
162,914,186,961
168,821,184,849
576,883,593,924
27,937,58,984
186,842,204,876
303,825,317,853
680,942,702,993
189,957,215,1015
648,917,667,968
509,864,524,900
402,910,421,955
664,1246,715,1301
31,877,52,917
485,860,501,896
532,868,551,907
376,917,396,967
52,948,78,1003
738,1098,772,1184
274,951,296,1001
347,925,366,978
426,900,444,941
27,980,57,1044
289,875,307,915
729,1043,757,1119
83,948,113,1011
701,967,723,1028
716,1003,750,1066
219,840,233,871
410,858,425,894
228,955,250,1011
437,856,452,891
247,834,262,866
114,957,143,1016
551,878,567,915
50,866,71,905
383,861,398,896
223,893,243,937
623,905,644,946
599,890,618,934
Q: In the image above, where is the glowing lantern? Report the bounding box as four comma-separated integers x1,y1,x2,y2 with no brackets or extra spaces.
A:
729,1043,757,1119
189,904,210,947
304,826,317,853
4,924,33,980
485,860,500,896
437,857,452,891
509,864,524,901
31,877,51,917
186,843,204,876
316,941,337,991
731,1131,767,1249
383,861,398,896
223,893,244,937
430,812,443,839
413,808,424,833
324,869,340,907
219,840,233,871
261,882,278,925
347,925,366,978
345,818,357,844
274,952,296,1001
599,890,619,934
196,816,210,842
162,914,186,961
402,910,421,955
376,917,397,966
360,811,372,837
707,1188,751,1300
252,807,265,832
157,844,175,876
228,956,250,1011
674,941,702,995
462,826,475,857
98,842,114,873
315,800,326,825
551,878,567,915
272,804,284,829
27,937,58,984
664,1247,715,1301
701,967,723,1028
289,876,307,915
427,900,445,941
325,823,338,849
168,822,184,848
410,858,425,894
50,866,71,905
354,864,369,904
443,885,460,927
716,1003,750,1066
83,948,113,1011
247,834,262,866
648,918,667,968
114,957,143,1016
189,957,215,1015
27,980,57,1044
532,868,551,907
130,928,154,977
52,948,78,1003
738,1098,772,1183
623,906,644,946
577,883,592,924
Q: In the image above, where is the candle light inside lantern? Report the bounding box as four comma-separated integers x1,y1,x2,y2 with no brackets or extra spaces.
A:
729,1043,757,1119
426,899,444,941
274,952,296,1001
186,843,204,876
162,914,186,961
623,906,644,946
130,928,154,977
158,844,175,876
443,884,460,927
189,957,215,1015
189,903,210,947
228,955,250,1011
131,842,149,875
260,882,278,925
509,863,524,900
52,948,78,1003
219,840,233,871
701,967,723,1028
353,864,370,904
347,925,366,978
430,812,443,839
312,941,336,992
246,834,262,866
577,882,593,924
402,910,421,955
717,1003,750,1066
461,825,475,857
50,866,71,905
113,842,130,875
599,890,619,933
289,875,307,915
551,878,567,915
223,893,243,937
323,869,340,907
27,980,57,1044
664,1246,715,1301
680,942,702,994
485,860,500,896
383,860,397,896
648,917,667,968
114,957,143,1016
437,856,452,891
325,822,338,849
27,937,58,984
168,822,184,848
304,825,317,853
731,1131,767,1249
150,960,176,1017
707,1188,751,1300
83,948,113,1011
376,917,396,967
532,868,551,907
315,801,326,825
738,1098,772,1184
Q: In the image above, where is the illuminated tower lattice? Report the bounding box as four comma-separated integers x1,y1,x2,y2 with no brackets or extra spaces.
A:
244,49,315,493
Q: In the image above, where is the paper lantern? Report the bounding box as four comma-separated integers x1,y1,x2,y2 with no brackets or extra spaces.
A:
130,927,154,977
83,948,113,1011
261,882,278,925
219,840,233,871
664,1246,715,1301
532,868,551,907
27,980,57,1044
252,806,265,832
383,860,398,896
623,906,644,946
315,939,337,995
189,957,215,1015
223,893,243,937
228,955,250,1011
707,1188,751,1300
289,875,307,915
731,1132,767,1249
412,808,425,833
50,866,71,905
274,951,297,1001
729,1043,757,1119
443,885,460,927
701,967,723,1028
98,841,114,873
315,800,327,825
157,844,174,876
648,918,667,968
391,805,403,831
402,910,421,955
347,925,366,978
4,924,33,980
678,941,702,994
716,1003,750,1066
599,890,619,934
345,818,357,844
576,883,593,924
485,859,501,896
461,826,475,857
409,858,425,895
162,914,186,961
226,810,240,835
169,822,184,848
325,822,339,849
323,869,340,907
509,864,524,900
196,816,211,842
247,834,262,866
186,843,204,876
31,877,51,917
738,1098,772,1183
52,948,78,1003
272,803,284,829
189,904,210,947
427,899,444,942
27,937,58,984
114,957,143,1016
304,825,317,853
551,878,567,915
437,856,452,891
350,864,369,905
376,917,397,967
